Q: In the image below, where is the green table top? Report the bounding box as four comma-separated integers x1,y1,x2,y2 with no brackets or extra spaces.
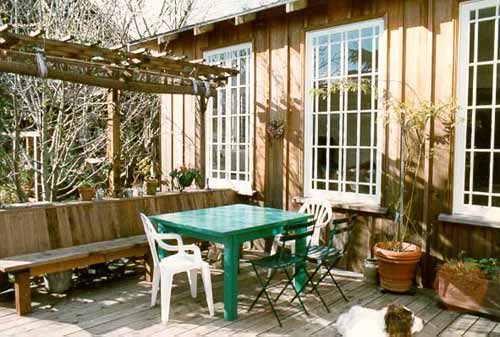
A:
149,204,311,237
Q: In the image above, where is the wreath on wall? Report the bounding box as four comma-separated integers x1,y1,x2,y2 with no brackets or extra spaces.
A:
266,119,285,139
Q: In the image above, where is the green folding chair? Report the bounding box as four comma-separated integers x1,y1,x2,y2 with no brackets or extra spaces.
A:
247,219,323,327
289,214,357,305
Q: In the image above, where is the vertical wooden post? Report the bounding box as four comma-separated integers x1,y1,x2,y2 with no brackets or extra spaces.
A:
198,97,207,187
14,271,31,315
107,89,121,197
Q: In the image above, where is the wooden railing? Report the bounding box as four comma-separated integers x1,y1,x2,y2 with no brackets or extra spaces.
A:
0,189,240,259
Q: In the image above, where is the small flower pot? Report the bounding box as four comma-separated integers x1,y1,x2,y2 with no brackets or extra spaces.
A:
436,270,500,317
78,187,95,201
144,180,158,196
363,257,379,285
374,242,422,293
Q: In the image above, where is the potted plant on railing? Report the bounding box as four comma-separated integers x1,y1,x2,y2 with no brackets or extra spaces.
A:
436,256,500,317
311,79,456,292
78,180,96,201
135,157,159,196
169,165,202,192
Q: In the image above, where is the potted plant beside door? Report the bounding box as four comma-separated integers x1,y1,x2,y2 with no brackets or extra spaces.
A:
374,98,456,293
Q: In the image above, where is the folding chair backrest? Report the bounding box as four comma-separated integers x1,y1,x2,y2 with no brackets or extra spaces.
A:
299,198,333,246
328,214,357,254
279,219,317,258
140,213,161,267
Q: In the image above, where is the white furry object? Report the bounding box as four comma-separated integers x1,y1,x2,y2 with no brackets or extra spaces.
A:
336,305,424,337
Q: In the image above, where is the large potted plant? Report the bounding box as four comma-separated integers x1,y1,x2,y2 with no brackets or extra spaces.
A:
436,256,500,317
374,98,456,292
169,165,202,192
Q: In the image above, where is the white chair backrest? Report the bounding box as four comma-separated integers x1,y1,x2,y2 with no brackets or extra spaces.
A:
140,213,161,267
299,198,333,246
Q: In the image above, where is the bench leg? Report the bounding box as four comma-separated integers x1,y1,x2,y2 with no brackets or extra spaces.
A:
14,271,31,315
144,253,154,283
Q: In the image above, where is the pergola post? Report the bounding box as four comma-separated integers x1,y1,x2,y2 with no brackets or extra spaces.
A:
107,88,121,197
199,97,207,187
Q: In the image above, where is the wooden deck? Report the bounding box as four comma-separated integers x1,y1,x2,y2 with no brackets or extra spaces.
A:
0,254,498,337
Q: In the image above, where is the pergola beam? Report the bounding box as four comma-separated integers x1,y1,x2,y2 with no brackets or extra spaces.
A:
194,23,214,36
0,60,216,96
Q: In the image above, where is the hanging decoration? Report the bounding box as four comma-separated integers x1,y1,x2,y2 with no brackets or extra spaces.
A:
35,48,48,78
266,119,285,139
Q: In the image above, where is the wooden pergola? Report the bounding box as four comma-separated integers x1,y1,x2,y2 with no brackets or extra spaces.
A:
0,25,237,196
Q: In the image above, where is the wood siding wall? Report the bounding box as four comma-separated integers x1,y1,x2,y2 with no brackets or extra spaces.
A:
158,0,500,285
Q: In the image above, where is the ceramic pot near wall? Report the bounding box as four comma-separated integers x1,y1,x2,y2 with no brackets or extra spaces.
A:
374,242,422,293
78,187,95,201
363,257,379,285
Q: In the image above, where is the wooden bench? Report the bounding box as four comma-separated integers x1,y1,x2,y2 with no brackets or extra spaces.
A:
0,235,150,315
0,189,240,316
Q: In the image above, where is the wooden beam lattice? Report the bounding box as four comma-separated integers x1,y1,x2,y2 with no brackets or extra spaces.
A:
0,28,237,95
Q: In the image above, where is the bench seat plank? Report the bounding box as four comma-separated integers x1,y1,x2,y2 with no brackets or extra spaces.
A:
0,235,148,274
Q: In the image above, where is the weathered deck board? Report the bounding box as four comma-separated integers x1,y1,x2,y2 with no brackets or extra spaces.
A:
0,257,497,337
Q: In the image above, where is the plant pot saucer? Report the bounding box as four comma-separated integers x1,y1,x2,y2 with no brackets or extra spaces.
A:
378,286,417,295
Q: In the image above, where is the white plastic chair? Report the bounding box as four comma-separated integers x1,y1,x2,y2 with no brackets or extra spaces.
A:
270,198,333,257
140,213,214,323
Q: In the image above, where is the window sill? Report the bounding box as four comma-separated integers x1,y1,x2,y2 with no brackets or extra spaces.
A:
292,196,388,215
438,213,500,229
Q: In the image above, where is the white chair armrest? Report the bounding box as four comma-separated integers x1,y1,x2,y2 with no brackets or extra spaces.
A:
155,233,185,253
179,244,202,261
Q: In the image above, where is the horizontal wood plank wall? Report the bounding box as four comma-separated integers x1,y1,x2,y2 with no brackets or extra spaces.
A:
158,0,499,281
0,189,239,259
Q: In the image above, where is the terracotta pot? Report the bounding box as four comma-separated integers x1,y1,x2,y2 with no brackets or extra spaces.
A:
144,180,158,196
436,270,500,317
374,242,422,293
78,187,95,201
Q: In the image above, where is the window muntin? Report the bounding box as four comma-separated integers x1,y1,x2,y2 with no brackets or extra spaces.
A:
204,43,253,193
455,0,500,216
305,19,384,204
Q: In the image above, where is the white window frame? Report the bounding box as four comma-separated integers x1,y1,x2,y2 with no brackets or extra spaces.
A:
454,0,500,218
304,18,385,205
204,43,254,194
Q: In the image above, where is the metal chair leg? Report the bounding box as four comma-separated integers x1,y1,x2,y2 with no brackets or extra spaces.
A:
248,265,282,327
284,268,309,316
326,265,348,302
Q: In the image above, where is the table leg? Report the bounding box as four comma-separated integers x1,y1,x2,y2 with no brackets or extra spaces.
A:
223,236,240,320
294,231,307,291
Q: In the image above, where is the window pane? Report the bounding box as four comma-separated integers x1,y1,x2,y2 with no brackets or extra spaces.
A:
347,86,358,110
470,22,475,62
212,95,218,116
477,19,495,61
331,43,341,77
318,46,328,78
466,109,473,148
493,153,500,193
361,38,373,73
329,148,339,180
476,64,493,105
317,148,327,179
473,152,490,192
474,109,492,149
348,41,358,75
496,109,500,149
318,81,328,112
240,57,247,85
239,116,246,143
465,151,471,191
231,117,238,143
318,114,328,146
231,146,237,171
212,118,218,143
240,87,247,114
346,113,358,146
212,145,218,170
360,113,371,146
359,149,371,183
239,145,246,172
346,149,356,182
220,145,226,172
361,77,372,110
478,6,496,19
231,88,237,115
329,114,340,146
220,90,226,115
472,194,489,206
221,117,226,142
468,66,474,106
330,88,340,111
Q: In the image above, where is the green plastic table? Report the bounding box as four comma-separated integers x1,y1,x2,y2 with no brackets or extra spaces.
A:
149,204,312,321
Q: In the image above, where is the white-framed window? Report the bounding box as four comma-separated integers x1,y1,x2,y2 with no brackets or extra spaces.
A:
204,43,253,194
304,19,384,204
455,0,500,218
